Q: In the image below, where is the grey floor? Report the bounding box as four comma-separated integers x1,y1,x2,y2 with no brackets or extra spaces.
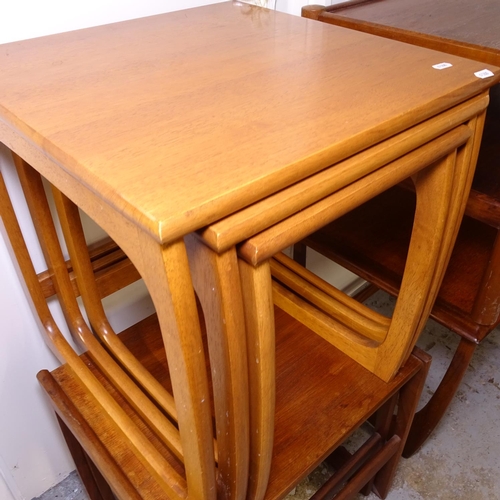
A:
33,471,87,500
35,291,500,500
364,293,500,499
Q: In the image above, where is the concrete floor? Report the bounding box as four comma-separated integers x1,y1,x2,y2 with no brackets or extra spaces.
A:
35,290,500,500
33,472,86,500
367,292,500,499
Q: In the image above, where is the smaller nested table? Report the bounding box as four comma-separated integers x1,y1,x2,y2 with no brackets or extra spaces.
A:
303,0,500,455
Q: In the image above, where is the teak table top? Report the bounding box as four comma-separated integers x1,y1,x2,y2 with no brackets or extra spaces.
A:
0,1,499,244
322,0,500,66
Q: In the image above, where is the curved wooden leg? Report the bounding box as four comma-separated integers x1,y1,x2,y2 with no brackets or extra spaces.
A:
185,234,250,500
403,337,477,457
238,259,275,500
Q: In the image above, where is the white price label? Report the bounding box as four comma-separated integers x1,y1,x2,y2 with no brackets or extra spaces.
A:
474,69,495,79
432,62,453,70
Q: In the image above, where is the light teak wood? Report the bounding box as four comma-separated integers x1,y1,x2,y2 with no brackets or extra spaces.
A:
50,183,179,423
184,234,249,500
1,160,432,500
201,97,487,253
0,3,498,244
235,105,485,382
301,0,500,455
3,153,252,499
228,97,491,500
1,2,499,500
0,168,186,498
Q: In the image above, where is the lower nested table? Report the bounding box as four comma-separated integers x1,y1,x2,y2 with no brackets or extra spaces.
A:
302,0,500,455
0,2,499,498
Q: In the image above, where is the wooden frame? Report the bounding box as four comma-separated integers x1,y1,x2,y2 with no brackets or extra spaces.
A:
1,4,499,498
300,0,500,455
1,156,250,500
215,97,487,500
210,100,486,383
0,160,431,500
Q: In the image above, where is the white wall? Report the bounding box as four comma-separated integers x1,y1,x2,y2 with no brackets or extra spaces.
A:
0,0,338,44
0,0,227,44
0,1,351,498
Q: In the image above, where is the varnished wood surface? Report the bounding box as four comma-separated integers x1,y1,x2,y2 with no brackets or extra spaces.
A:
305,1,500,226
0,2,499,244
185,234,250,500
237,104,487,383
42,315,184,500
301,0,500,453
200,96,486,252
37,238,141,300
40,308,424,500
264,307,423,500
1,4,499,497
317,0,500,65
303,186,499,340
238,123,473,266
305,2,500,225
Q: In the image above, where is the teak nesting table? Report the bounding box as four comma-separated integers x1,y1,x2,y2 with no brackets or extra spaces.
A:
302,0,500,455
0,2,499,499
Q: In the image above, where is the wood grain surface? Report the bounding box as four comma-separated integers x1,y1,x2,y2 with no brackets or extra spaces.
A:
323,0,500,62
0,2,498,243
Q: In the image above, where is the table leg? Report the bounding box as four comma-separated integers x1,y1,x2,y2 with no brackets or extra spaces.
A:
130,235,217,499
403,337,477,457
185,234,250,500
238,259,275,500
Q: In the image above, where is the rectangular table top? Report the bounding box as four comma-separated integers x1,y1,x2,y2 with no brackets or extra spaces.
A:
324,0,500,66
0,1,499,243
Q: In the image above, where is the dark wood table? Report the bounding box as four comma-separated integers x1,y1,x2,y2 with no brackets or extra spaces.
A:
302,0,500,455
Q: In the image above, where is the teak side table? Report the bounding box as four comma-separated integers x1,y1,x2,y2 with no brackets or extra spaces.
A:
302,0,500,456
0,2,499,499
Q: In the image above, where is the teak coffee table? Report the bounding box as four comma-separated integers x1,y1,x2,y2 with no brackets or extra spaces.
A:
1,2,499,498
